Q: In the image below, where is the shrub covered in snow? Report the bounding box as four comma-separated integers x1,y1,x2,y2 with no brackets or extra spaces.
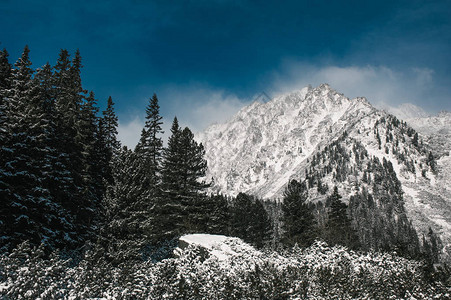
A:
0,237,449,299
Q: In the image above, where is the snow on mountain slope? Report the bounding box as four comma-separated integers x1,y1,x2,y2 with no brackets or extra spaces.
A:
196,84,451,261
405,111,451,157
197,84,375,199
399,111,451,258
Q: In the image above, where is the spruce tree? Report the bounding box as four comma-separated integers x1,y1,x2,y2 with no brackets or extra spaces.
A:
77,91,103,238
0,46,37,248
0,48,12,103
102,96,120,158
102,147,151,263
53,49,96,246
0,49,12,235
230,193,272,248
324,186,359,249
204,194,229,235
250,198,273,248
157,117,209,239
281,179,315,247
30,63,77,249
157,117,184,239
135,93,164,189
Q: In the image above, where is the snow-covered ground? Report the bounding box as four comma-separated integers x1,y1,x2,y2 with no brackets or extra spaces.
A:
175,234,260,261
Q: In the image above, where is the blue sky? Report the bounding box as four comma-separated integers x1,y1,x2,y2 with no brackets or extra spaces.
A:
1,0,450,147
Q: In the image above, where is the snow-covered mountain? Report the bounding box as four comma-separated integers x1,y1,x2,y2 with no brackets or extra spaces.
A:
196,84,451,262
197,84,375,199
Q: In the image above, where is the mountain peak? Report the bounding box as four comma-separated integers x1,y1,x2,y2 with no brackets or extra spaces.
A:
315,82,330,89
197,84,375,199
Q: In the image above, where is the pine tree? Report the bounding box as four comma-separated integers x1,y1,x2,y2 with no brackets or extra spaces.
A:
135,93,164,189
102,96,120,157
0,48,12,103
0,49,12,239
76,90,103,238
324,186,359,249
281,179,316,247
427,151,437,174
204,194,229,235
157,117,209,239
230,193,272,248
102,147,151,263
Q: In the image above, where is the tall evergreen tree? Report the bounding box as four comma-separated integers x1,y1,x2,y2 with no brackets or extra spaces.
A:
281,179,316,247
0,46,36,248
157,117,184,239
30,63,77,249
178,127,209,199
76,91,103,237
0,49,12,230
135,93,164,188
203,194,229,235
99,96,120,187
54,49,83,126
102,147,151,263
249,198,273,248
230,193,272,248
53,49,96,247
156,117,209,239
0,48,12,104
102,96,120,158
324,186,359,249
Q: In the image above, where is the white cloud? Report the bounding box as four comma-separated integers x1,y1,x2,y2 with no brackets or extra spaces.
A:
117,116,144,150
162,85,249,134
269,62,437,113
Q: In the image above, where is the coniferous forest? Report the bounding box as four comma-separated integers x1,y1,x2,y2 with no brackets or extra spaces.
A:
1,47,450,298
